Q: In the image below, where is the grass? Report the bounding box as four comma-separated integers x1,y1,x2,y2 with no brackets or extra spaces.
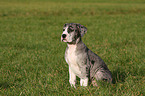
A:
0,0,145,95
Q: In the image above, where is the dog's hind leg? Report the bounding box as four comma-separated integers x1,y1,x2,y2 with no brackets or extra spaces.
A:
94,70,112,82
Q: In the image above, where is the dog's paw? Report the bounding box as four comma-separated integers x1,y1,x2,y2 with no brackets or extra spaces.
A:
80,78,88,87
70,84,76,89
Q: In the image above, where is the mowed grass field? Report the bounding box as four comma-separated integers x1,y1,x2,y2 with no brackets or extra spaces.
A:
0,0,145,95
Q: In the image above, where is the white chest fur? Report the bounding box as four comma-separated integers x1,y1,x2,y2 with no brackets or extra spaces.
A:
66,44,82,77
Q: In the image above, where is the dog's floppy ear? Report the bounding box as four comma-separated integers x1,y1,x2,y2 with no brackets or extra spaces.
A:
77,24,87,37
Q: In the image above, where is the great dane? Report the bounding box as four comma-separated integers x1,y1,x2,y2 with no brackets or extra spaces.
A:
61,23,112,88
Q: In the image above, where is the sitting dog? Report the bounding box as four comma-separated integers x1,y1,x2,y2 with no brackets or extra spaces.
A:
61,23,112,88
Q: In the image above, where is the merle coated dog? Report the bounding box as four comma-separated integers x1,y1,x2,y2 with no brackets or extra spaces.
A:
61,23,112,88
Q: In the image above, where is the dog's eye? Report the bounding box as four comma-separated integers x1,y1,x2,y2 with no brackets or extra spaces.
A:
63,29,65,31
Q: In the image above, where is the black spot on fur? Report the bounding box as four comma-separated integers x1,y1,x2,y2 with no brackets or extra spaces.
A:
68,26,74,33
86,66,90,77
91,60,95,65
85,48,89,52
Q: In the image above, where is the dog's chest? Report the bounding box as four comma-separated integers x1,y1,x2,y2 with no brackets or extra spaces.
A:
67,46,76,62
67,46,78,66
66,45,81,76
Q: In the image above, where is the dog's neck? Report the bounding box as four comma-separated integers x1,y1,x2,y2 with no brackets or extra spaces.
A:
67,37,81,46
67,38,85,50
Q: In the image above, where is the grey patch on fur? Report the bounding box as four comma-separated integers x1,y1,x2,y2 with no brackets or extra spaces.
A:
75,42,112,82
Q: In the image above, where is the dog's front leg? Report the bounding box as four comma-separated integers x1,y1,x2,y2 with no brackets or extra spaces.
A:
80,78,88,86
69,67,76,88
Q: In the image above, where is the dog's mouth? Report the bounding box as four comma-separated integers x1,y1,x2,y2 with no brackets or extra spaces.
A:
61,35,75,43
62,39,67,42
61,36,67,42
61,37,76,44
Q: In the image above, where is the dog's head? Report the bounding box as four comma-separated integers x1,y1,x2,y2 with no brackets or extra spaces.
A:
61,23,87,44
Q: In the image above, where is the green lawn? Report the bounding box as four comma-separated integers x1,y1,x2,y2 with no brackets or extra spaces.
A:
0,0,145,95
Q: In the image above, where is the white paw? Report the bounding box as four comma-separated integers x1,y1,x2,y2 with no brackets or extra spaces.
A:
80,78,88,86
70,84,76,89
69,80,76,88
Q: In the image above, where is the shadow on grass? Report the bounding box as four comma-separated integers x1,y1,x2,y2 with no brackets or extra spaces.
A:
112,68,127,84
0,82,11,89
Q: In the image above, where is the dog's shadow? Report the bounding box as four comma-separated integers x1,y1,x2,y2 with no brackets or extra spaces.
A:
0,82,11,89
112,68,127,84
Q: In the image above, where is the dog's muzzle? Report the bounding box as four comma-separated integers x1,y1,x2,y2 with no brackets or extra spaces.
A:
61,34,67,42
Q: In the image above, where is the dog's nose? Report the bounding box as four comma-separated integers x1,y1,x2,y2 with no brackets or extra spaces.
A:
62,34,66,38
